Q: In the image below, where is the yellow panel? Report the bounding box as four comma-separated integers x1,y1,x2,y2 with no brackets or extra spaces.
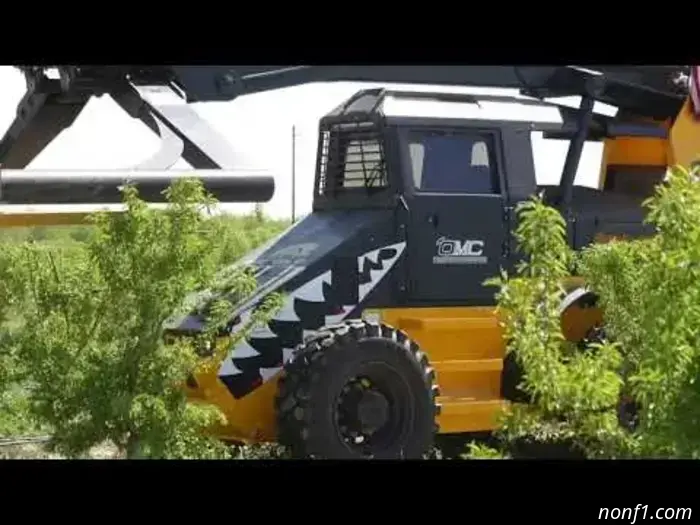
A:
184,337,280,443
598,97,700,188
380,304,602,435
669,98,700,168
598,136,669,189
183,299,608,442
0,212,109,228
380,306,505,363
605,137,668,167
438,398,507,434
380,306,506,433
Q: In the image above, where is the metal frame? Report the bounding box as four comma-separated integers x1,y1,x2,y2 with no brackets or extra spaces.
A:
559,77,605,209
0,65,687,209
313,85,674,214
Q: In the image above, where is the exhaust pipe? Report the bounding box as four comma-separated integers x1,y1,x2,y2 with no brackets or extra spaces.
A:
0,170,275,205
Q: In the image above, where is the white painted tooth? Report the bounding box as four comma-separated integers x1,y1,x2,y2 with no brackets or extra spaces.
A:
274,300,300,322
219,358,243,376
385,242,407,257
232,341,261,358
357,242,408,301
358,282,374,298
229,310,253,335
294,271,331,302
260,366,282,381
364,249,380,265
250,324,276,338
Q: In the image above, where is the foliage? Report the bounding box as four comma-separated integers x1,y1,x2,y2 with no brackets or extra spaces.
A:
463,441,509,459
3,179,285,458
230,443,290,459
0,213,288,260
483,195,626,457
0,245,37,436
0,388,44,437
484,164,700,459
580,165,700,457
9,162,700,460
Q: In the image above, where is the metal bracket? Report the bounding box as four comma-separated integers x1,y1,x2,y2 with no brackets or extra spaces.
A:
109,84,183,170
0,85,90,169
132,113,184,170
559,76,606,210
131,84,243,169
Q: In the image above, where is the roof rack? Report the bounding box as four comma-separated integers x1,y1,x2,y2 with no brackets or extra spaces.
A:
323,89,556,119
321,87,669,141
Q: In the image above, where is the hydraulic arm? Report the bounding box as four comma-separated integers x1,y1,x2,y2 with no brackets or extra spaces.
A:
0,65,688,208
1,66,687,169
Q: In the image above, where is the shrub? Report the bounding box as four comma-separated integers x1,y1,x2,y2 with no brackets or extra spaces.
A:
480,164,700,459
6,179,282,458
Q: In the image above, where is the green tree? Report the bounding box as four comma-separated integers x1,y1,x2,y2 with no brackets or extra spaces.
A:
581,165,700,457
479,165,700,459
482,196,627,458
0,245,37,436
10,178,280,458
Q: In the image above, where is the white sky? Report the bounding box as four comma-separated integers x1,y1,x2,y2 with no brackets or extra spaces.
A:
0,66,611,220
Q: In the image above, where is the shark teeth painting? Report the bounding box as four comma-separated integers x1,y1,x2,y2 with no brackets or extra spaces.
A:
217,242,407,399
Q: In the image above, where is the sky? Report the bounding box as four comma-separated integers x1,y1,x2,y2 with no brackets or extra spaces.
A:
0,66,612,220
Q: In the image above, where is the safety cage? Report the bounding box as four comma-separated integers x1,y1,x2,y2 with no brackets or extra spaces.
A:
316,120,387,188
313,90,400,210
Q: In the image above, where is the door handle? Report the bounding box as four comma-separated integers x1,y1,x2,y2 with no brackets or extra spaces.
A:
427,214,439,228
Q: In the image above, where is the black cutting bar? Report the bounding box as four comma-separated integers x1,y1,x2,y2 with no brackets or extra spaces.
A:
0,170,275,205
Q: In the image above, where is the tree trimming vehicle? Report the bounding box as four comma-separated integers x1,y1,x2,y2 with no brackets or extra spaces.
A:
0,65,696,458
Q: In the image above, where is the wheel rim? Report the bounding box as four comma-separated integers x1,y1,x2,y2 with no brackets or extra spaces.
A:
618,395,640,432
333,363,413,457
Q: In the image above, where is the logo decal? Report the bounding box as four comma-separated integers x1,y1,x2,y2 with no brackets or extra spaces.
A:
433,236,487,265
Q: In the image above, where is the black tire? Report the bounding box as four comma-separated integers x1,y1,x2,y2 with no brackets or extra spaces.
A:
501,351,531,403
275,319,440,459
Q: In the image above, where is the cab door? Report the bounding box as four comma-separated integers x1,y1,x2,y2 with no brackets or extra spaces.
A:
403,128,507,305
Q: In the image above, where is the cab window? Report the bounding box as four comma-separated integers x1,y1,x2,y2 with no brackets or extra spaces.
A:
408,131,499,194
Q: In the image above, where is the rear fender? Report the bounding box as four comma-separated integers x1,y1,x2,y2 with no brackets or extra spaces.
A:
559,287,603,342
501,286,603,402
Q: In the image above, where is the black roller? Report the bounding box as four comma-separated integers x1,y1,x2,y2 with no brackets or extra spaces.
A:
0,170,275,205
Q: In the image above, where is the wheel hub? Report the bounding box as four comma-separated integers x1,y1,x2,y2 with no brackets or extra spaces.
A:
336,377,394,447
357,390,389,432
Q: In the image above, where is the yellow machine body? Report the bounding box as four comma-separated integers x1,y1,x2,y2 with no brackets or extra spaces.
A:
185,285,602,442
597,98,700,191
182,95,700,444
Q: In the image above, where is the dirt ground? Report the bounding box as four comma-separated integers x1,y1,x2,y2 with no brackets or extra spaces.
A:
0,441,122,459
0,441,288,459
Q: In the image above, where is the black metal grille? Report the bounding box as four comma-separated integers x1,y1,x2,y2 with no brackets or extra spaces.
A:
317,121,388,196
